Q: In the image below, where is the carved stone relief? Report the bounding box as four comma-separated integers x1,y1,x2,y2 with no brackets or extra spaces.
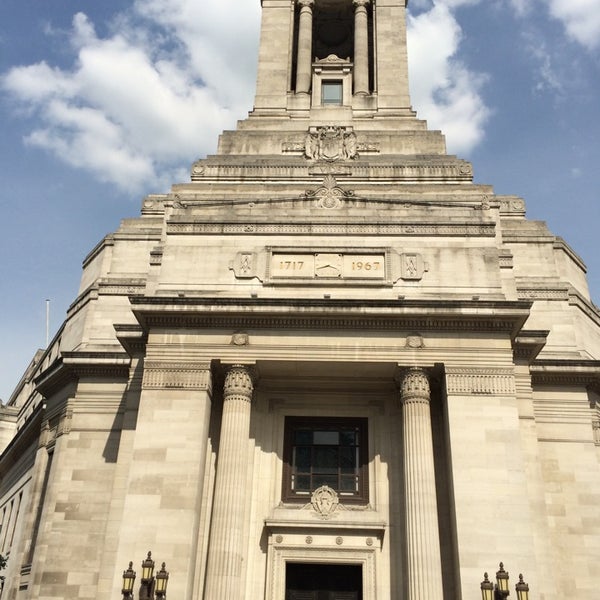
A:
304,126,358,161
445,368,515,396
311,485,340,519
303,175,354,209
142,361,212,391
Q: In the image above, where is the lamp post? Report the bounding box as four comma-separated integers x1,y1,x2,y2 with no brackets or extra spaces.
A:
480,563,529,600
121,552,169,600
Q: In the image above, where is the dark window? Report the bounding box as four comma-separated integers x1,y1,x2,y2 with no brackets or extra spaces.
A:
322,81,343,105
283,417,368,503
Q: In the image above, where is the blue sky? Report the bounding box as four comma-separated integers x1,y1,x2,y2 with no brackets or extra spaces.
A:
1,0,599,401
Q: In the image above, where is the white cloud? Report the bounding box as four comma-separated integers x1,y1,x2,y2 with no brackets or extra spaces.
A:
1,6,260,194
544,0,600,50
407,3,490,154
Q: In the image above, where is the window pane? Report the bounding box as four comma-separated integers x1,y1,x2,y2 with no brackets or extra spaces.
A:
313,431,339,445
339,446,357,473
322,81,343,105
340,430,357,445
314,474,338,489
313,447,338,472
294,475,311,491
295,430,313,445
294,446,311,470
339,476,358,493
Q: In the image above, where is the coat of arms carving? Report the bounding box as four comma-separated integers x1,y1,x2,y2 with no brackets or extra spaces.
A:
305,126,358,161
311,485,339,518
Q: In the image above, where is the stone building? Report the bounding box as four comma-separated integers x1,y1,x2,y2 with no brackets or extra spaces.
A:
1,1,599,599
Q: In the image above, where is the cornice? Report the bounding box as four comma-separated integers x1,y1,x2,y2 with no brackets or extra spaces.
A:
35,351,131,398
530,359,600,392
114,324,148,356
512,330,549,363
0,401,44,477
129,296,531,338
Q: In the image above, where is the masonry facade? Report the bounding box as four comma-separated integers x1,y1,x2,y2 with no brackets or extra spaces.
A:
1,1,600,599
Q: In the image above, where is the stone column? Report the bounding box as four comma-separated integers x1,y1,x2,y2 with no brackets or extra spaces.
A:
353,0,370,95
295,0,314,94
203,364,255,599
400,367,444,600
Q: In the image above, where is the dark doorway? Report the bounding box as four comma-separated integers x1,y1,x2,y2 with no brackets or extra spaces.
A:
285,563,362,600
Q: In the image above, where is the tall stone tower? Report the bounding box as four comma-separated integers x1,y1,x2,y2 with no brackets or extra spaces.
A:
1,1,599,600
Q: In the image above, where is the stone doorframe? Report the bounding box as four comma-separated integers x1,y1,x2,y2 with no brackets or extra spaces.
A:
264,524,384,600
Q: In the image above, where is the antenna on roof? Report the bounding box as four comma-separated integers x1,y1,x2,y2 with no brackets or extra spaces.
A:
46,299,50,347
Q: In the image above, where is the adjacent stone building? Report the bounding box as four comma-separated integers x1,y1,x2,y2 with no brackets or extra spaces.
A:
1,1,599,599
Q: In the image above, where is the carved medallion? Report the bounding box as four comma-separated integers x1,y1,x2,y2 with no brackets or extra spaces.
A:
311,485,339,518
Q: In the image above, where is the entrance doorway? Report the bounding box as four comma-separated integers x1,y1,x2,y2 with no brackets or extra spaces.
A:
285,563,363,600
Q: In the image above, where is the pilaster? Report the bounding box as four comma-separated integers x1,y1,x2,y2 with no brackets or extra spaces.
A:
113,359,213,600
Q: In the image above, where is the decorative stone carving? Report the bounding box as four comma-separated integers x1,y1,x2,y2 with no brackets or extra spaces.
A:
400,253,426,280
445,368,515,396
231,252,257,278
304,126,358,161
169,222,495,237
405,334,424,349
223,364,255,403
142,361,212,391
231,332,249,346
592,419,600,446
400,367,430,402
191,161,205,176
311,485,339,518
304,175,354,209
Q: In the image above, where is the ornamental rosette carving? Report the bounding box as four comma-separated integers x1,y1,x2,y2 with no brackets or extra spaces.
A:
223,364,255,402
400,368,430,402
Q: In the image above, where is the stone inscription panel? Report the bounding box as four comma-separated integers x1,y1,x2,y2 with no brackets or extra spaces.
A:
271,253,385,280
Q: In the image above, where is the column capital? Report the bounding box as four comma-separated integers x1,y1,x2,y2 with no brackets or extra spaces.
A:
297,0,314,8
223,364,256,403
399,367,430,402
353,0,370,8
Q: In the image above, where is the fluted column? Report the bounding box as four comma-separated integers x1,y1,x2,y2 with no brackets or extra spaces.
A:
203,364,255,599
295,0,314,94
400,368,444,600
353,0,370,95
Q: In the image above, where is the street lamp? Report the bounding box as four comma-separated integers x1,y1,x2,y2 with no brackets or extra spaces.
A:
122,562,136,599
154,563,169,599
480,573,494,600
480,563,529,600
515,574,529,600
121,552,169,600
495,563,509,597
